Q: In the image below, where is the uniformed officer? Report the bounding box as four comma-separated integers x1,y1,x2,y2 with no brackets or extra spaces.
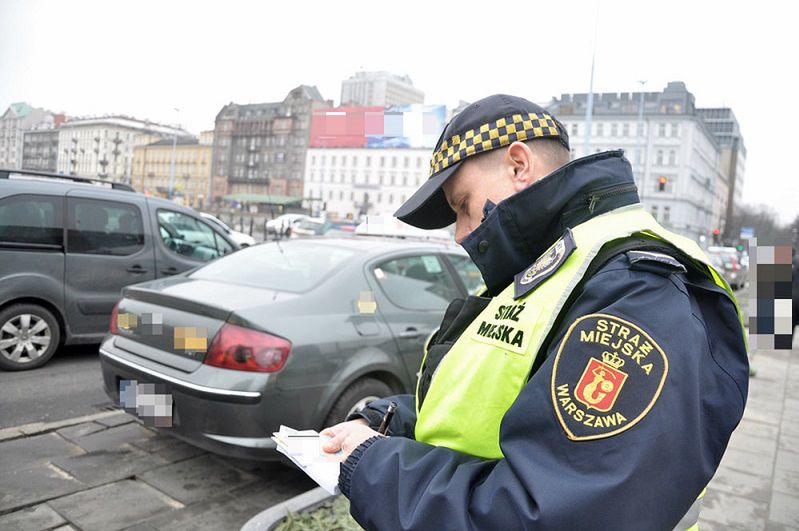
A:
321,94,749,530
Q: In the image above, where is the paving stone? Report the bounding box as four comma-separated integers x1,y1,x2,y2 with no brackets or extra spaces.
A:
0,463,86,513
130,434,204,463
95,411,135,428
779,433,799,453
52,445,168,487
0,432,84,472
0,427,23,442
52,526,79,531
738,419,780,440
719,447,776,478
56,422,107,442
138,454,259,505
776,450,799,473
700,489,768,531
69,422,156,453
774,461,799,498
769,492,799,529
764,521,799,531
744,406,783,426
709,465,772,502
0,503,67,531
728,430,779,459
141,492,256,531
48,480,182,531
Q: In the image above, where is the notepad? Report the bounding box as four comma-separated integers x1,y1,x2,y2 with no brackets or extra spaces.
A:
272,425,342,495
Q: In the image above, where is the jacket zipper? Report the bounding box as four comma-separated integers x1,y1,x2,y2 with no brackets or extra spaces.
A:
587,183,638,214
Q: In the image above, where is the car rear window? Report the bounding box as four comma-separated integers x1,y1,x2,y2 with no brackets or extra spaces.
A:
189,241,356,292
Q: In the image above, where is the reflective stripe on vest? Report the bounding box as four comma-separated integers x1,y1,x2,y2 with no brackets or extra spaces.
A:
415,204,745,459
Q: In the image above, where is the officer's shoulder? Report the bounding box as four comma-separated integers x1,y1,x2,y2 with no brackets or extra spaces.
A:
591,250,687,279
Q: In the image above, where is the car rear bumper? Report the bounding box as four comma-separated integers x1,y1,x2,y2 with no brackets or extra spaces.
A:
98,337,323,460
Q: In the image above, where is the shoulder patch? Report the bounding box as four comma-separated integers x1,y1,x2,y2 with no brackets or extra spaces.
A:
626,250,686,275
514,229,576,299
550,313,668,441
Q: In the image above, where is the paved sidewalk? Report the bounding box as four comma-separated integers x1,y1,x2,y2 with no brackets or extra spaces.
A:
0,410,314,531
700,346,799,531
1,348,797,530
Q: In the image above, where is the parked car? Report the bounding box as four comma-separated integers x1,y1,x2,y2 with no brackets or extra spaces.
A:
707,246,748,290
290,218,357,238
200,212,256,247
98,236,485,460
0,169,239,370
265,213,309,237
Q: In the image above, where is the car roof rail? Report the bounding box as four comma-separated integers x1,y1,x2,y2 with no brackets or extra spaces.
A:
0,168,136,192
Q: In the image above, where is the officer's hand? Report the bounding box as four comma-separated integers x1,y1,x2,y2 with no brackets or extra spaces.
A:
321,419,381,458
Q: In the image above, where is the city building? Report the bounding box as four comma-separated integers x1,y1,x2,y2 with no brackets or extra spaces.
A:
696,108,747,241
547,82,731,243
341,71,424,107
132,131,213,208
210,85,329,206
303,104,447,219
22,128,61,172
0,103,60,169
56,116,190,182
304,147,431,219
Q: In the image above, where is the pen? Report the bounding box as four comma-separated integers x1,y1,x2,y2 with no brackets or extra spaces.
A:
377,401,397,435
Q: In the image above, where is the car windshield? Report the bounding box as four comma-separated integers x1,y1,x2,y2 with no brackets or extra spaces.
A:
189,241,357,292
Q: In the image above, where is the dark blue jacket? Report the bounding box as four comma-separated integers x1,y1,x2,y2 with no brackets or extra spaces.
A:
342,151,749,530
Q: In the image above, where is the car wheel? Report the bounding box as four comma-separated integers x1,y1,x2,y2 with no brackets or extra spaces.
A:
323,378,393,427
0,304,61,371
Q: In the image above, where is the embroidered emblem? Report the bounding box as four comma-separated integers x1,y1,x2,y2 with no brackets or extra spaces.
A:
514,229,576,299
550,313,668,441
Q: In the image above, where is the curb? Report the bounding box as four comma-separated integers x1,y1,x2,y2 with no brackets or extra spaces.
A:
0,409,122,442
240,487,336,531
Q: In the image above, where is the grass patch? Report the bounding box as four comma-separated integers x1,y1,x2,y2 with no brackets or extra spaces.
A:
275,495,363,530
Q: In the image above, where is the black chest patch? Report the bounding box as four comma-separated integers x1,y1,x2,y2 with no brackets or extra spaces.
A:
514,229,576,300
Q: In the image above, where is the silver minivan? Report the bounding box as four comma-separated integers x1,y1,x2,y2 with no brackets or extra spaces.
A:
0,169,239,370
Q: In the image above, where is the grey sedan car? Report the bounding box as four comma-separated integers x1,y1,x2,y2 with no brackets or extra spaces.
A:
98,236,484,460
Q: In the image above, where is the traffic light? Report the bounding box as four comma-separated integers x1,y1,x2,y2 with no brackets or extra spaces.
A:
712,228,720,245
657,176,667,192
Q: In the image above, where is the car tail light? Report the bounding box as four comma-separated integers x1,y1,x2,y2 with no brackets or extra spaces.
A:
204,323,291,373
110,301,121,334
731,258,739,271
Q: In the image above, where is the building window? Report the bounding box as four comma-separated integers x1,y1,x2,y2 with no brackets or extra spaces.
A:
671,124,679,137
366,156,371,166
611,123,618,137
651,205,658,220
668,150,676,166
311,156,316,165
339,190,344,200
622,123,629,137
350,191,355,200
416,157,423,168
328,190,333,200
663,206,670,223
331,155,336,166
377,192,382,203
320,155,326,166
390,174,395,186
658,123,666,137
571,124,579,136
380,156,385,167
596,123,604,136
402,175,408,186
656,150,663,165
404,157,409,168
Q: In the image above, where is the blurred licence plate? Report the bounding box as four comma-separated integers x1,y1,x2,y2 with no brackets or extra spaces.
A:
118,379,174,427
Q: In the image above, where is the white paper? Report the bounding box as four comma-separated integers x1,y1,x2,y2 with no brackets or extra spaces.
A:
272,425,342,495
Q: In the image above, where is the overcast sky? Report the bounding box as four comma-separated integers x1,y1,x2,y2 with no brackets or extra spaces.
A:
1,0,795,223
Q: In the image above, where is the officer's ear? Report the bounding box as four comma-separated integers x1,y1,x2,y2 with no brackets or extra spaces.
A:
506,141,537,192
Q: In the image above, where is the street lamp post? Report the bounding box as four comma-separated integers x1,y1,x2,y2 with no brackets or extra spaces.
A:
635,80,647,201
168,107,180,200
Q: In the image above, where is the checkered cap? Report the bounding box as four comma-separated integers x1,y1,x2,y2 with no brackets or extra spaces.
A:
395,94,569,229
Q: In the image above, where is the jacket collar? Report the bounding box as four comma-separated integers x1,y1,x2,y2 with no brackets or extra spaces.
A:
461,150,640,295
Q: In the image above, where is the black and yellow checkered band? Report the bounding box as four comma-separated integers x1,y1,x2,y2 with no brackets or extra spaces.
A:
429,112,562,176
